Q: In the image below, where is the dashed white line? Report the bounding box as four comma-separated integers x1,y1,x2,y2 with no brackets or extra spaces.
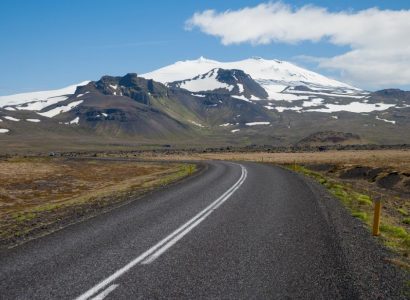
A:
75,164,247,300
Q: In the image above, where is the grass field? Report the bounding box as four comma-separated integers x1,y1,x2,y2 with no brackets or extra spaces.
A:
0,157,195,247
127,149,410,170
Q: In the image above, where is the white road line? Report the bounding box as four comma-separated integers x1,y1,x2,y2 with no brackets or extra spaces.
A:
90,284,119,300
75,164,247,300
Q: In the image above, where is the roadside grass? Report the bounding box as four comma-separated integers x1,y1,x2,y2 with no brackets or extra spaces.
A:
288,164,410,267
130,149,410,171
0,158,197,246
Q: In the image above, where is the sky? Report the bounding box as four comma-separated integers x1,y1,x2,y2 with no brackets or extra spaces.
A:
0,0,409,95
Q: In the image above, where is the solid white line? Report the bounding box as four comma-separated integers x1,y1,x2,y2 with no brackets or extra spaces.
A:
75,164,247,300
141,166,247,264
90,284,119,300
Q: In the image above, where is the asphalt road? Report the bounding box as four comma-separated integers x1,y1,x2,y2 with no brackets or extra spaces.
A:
0,161,406,299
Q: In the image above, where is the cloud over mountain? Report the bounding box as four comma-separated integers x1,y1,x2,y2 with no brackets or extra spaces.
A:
186,2,410,89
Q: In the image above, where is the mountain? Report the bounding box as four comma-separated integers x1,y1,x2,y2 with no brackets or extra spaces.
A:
0,81,91,111
168,68,269,101
142,56,354,88
142,57,364,100
0,57,409,151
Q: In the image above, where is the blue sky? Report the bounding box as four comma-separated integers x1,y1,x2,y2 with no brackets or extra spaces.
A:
0,0,409,95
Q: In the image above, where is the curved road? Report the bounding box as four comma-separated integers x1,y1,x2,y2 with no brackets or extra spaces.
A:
0,161,406,299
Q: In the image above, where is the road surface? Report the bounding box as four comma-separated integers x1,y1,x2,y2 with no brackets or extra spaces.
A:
0,161,406,299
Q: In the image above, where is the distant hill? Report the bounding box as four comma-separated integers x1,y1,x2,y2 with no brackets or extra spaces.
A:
297,131,362,146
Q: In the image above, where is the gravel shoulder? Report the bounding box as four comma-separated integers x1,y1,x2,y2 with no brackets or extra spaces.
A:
283,166,409,298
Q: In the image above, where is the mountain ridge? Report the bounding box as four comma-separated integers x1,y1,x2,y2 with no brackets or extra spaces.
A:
0,57,409,150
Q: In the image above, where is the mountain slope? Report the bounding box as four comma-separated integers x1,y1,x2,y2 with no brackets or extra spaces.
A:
169,68,269,101
0,58,409,151
141,57,363,102
0,81,91,111
142,57,353,88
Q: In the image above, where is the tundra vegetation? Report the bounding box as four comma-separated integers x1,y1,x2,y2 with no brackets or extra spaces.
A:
0,157,196,247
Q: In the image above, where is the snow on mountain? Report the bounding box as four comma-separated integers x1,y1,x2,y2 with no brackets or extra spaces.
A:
0,81,90,111
38,100,84,118
307,102,395,113
176,69,235,92
4,116,20,121
141,57,361,101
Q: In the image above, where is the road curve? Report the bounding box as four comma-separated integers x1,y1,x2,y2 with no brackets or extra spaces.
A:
0,161,406,299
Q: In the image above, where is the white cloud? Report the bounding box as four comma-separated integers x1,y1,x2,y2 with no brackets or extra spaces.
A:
186,2,410,89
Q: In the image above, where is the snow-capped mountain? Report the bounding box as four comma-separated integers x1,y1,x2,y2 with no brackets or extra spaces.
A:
0,81,90,111
142,57,365,101
0,58,409,148
168,68,269,102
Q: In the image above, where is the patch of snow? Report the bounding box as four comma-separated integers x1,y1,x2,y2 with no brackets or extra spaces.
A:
0,128,9,133
307,102,395,113
331,115,338,119
189,120,204,128
289,90,366,99
237,83,244,93
231,95,252,103
76,94,84,98
219,123,233,127
259,82,287,93
274,106,303,112
179,69,234,92
4,107,16,111
375,116,396,124
4,116,20,121
16,96,68,111
38,100,83,118
0,81,90,109
250,95,261,100
102,113,108,117
264,92,310,102
245,121,270,126
302,98,324,107
264,105,275,110
191,93,206,97
231,129,240,133
26,119,41,122
68,117,80,124
109,84,118,90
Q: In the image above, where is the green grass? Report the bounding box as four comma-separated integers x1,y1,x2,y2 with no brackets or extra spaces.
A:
380,224,410,253
352,211,369,222
381,224,409,239
355,193,373,206
398,208,409,216
12,212,37,222
287,164,410,266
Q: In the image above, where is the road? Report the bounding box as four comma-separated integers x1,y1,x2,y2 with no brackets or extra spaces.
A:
0,161,406,299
